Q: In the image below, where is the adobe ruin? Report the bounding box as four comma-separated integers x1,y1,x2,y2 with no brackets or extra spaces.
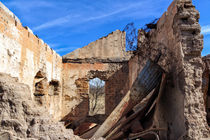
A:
0,0,209,139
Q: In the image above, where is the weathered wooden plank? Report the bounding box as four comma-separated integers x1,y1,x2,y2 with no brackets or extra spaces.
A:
80,125,100,139
74,123,97,136
128,128,166,140
92,59,163,139
107,131,124,140
105,88,157,139
106,86,160,139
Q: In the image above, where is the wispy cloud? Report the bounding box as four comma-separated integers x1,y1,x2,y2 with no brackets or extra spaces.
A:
48,43,60,48
202,25,210,35
32,1,155,31
5,0,54,11
54,46,79,53
83,2,144,21
33,14,79,31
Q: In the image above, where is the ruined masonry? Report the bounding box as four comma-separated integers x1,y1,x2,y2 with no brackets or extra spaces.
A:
0,0,209,140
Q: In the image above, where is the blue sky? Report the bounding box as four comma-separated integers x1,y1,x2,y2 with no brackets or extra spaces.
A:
2,0,210,56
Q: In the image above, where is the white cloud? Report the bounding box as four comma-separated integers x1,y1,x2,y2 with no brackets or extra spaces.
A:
32,1,159,31
54,46,79,53
48,43,60,48
5,1,54,11
83,2,144,22
9,1,53,8
33,14,79,31
202,25,210,35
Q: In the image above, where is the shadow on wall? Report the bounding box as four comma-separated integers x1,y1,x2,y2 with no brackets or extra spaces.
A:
105,62,130,115
61,77,107,136
61,62,132,137
61,78,90,127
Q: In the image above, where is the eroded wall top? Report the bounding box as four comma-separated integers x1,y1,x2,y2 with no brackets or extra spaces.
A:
63,30,132,63
0,2,62,84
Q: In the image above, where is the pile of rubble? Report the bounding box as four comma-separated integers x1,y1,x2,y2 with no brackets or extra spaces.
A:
0,73,82,140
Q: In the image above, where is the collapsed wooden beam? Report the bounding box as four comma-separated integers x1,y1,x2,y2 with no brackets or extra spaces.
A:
105,83,160,139
92,59,163,139
105,73,166,139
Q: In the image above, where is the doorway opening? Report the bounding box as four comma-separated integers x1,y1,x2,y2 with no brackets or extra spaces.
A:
89,77,105,116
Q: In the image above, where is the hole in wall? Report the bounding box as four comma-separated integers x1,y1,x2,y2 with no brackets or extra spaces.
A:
181,17,188,24
0,86,4,93
33,71,48,105
49,80,60,96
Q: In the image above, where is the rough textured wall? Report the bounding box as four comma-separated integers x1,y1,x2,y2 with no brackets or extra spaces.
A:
61,57,141,125
203,55,210,126
63,30,131,62
0,2,62,121
62,63,110,121
0,73,82,140
62,30,133,122
105,55,141,115
137,0,209,139
62,62,129,122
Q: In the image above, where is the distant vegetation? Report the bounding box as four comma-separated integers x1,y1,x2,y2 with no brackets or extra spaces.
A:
123,22,138,51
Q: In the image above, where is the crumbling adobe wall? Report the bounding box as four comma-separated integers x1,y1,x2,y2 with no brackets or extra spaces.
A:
62,30,133,123
62,63,109,121
62,61,131,122
63,30,130,61
0,2,63,121
105,55,142,115
136,0,209,139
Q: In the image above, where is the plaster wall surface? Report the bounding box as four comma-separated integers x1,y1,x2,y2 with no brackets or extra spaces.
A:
62,63,110,120
63,30,130,61
0,2,63,120
62,30,134,122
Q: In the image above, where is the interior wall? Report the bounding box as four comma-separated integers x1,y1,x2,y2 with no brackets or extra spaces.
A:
61,28,134,122
105,55,142,115
62,63,110,121
63,30,130,61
